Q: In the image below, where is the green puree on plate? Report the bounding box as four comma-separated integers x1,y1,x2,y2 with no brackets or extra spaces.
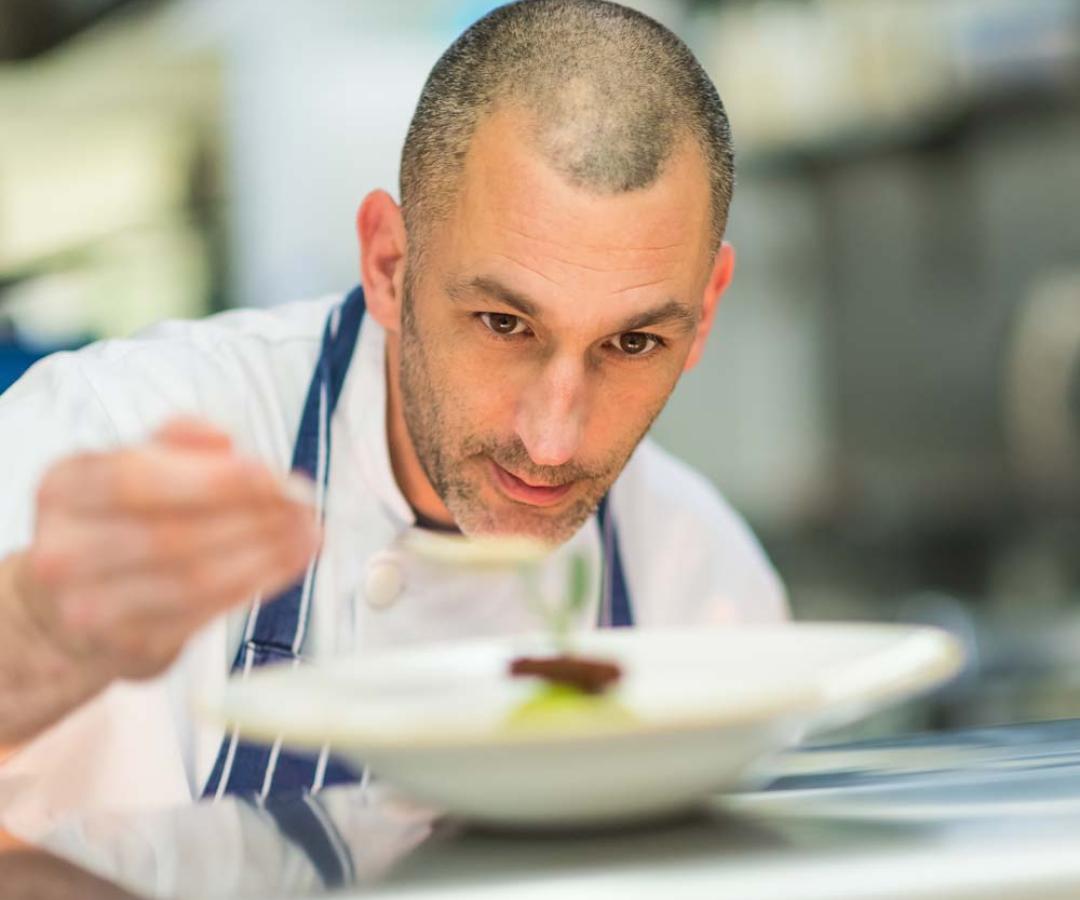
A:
504,681,636,732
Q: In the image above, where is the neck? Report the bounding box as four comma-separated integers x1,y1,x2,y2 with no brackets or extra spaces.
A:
383,332,457,529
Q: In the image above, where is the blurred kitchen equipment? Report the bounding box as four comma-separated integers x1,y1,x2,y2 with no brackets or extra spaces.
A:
1004,266,1080,506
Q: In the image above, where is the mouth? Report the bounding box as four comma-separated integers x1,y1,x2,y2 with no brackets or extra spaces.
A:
489,460,575,508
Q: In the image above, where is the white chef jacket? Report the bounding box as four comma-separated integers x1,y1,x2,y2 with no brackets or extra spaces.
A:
0,292,787,839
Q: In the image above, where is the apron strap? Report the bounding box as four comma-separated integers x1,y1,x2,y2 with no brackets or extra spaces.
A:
597,495,634,628
203,287,367,801
238,288,368,657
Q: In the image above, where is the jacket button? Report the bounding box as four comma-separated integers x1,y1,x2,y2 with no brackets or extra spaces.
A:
365,555,405,610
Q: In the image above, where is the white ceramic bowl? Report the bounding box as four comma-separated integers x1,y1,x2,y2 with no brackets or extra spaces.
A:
203,624,962,827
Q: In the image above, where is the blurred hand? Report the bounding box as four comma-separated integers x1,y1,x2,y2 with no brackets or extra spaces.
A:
12,417,320,681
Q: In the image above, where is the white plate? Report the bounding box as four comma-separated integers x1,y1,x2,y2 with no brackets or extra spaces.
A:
201,624,962,827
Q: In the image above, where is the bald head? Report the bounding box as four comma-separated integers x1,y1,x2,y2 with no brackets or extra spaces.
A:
400,0,735,253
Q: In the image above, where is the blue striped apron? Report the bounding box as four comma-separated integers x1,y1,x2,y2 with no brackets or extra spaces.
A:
202,285,634,801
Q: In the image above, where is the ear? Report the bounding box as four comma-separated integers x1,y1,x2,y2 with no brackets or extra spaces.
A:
357,190,408,334
684,241,734,373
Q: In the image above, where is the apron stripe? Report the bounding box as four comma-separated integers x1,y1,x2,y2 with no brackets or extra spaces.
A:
211,725,241,803
260,736,285,801
292,367,332,656
208,638,258,800
311,745,330,793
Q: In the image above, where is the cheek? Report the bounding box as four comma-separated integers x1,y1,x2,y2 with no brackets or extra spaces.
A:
584,365,681,452
434,336,523,428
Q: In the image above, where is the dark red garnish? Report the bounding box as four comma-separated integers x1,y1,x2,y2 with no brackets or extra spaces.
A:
509,655,622,694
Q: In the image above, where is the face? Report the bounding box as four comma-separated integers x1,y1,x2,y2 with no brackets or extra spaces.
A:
387,107,727,544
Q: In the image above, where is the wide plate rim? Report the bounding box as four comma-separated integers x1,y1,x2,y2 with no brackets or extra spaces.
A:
197,622,965,752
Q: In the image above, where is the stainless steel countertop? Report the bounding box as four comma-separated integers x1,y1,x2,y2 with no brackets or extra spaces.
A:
12,719,1080,900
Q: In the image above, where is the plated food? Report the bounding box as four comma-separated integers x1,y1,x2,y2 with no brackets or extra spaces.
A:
407,535,634,734
506,653,633,732
203,623,963,827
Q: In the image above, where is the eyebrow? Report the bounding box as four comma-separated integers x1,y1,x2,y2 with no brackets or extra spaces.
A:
448,275,540,318
446,275,698,335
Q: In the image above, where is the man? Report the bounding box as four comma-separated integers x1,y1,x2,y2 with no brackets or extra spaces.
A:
0,0,786,837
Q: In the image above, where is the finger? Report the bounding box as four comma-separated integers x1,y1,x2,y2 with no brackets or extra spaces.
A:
153,417,234,454
40,448,293,515
64,521,321,636
37,503,312,584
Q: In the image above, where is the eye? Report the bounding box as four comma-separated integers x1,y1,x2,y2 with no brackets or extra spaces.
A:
613,332,660,357
479,312,529,337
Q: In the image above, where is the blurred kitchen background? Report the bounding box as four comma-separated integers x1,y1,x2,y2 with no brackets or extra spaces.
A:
1,0,1079,737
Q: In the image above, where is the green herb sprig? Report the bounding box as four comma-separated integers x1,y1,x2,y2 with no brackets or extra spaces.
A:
520,552,590,653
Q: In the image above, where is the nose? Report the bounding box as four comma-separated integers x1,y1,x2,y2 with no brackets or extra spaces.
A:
515,355,587,468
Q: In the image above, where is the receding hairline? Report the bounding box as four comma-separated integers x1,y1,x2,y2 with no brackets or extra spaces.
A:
464,97,713,211
399,0,735,256
403,96,722,258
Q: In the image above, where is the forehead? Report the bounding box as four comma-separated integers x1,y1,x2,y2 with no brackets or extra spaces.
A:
438,106,713,292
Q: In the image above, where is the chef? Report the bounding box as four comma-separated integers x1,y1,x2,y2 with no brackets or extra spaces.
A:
0,0,787,839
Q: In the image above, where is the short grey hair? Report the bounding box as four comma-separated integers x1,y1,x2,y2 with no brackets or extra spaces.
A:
399,0,735,253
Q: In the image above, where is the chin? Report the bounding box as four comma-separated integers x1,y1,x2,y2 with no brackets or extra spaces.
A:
457,501,591,547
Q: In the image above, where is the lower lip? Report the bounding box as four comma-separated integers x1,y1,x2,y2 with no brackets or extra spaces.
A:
490,462,574,507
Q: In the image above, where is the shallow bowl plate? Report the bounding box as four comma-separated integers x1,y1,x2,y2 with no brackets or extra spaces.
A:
203,624,962,827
